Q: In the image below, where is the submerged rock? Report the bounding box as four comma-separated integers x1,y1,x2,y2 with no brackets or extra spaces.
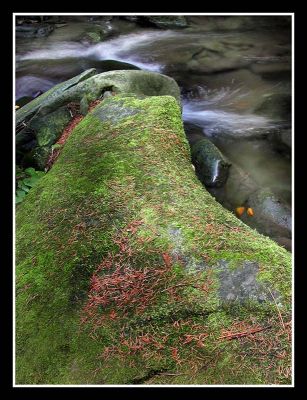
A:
209,161,258,210
16,93,291,384
267,127,292,154
143,16,188,29
16,23,54,38
255,93,291,121
191,138,231,187
250,61,291,80
243,188,292,238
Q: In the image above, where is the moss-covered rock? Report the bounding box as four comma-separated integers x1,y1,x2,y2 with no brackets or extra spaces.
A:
16,69,181,127
16,94,291,385
16,70,181,169
15,69,97,126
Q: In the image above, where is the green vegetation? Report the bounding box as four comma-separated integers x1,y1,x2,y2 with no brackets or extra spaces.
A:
16,94,291,384
16,167,45,204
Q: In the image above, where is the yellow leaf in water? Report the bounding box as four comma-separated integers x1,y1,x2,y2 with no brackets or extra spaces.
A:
15,105,20,110
235,207,245,217
247,207,254,216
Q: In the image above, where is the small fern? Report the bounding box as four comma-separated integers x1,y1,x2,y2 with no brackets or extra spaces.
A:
16,167,45,204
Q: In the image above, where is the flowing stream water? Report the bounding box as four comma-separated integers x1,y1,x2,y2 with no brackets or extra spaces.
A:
15,16,292,249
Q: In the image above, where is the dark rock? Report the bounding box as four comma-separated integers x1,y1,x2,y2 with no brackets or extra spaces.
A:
16,96,34,108
16,69,97,126
17,106,71,169
250,62,291,80
143,16,188,29
272,237,292,252
16,24,54,38
191,138,231,187
255,93,291,121
120,16,140,23
24,146,51,170
90,59,141,73
185,16,291,31
209,161,258,210
267,127,292,153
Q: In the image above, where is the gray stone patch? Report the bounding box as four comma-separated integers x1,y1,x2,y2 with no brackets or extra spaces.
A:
217,260,279,303
92,100,141,124
168,226,209,272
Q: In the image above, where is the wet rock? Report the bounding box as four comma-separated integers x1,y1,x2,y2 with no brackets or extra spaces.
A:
120,16,139,23
16,128,37,154
142,16,188,29
16,69,181,128
209,161,258,210
17,106,71,169
16,96,34,108
185,16,291,31
273,236,292,252
185,54,251,74
79,23,113,44
16,24,54,38
267,127,292,153
243,188,292,238
91,59,141,73
80,31,102,44
250,61,291,80
184,121,206,146
23,146,51,170
16,69,181,170
16,69,97,126
191,138,231,187
255,93,291,121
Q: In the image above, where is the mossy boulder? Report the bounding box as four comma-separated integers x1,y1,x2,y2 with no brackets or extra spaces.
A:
16,69,181,169
15,69,97,126
16,94,291,384
191,138,231,187
16,69,181,127
16,106,72,169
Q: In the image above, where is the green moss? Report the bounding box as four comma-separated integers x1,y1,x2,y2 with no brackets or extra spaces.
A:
16,94,291,384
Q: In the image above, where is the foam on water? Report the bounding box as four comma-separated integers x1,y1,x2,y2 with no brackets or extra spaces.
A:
182,87,274,135
16,30,176,72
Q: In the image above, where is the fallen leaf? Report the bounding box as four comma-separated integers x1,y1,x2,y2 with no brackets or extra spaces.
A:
247,207,254,217
235,207,245,217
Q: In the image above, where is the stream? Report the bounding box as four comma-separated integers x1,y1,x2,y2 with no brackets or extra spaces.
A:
15,16,292,250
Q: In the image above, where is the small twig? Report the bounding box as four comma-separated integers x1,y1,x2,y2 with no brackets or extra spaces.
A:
161,283,199,293
157,372,185,377
218,325,272,341
267,287,286,331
